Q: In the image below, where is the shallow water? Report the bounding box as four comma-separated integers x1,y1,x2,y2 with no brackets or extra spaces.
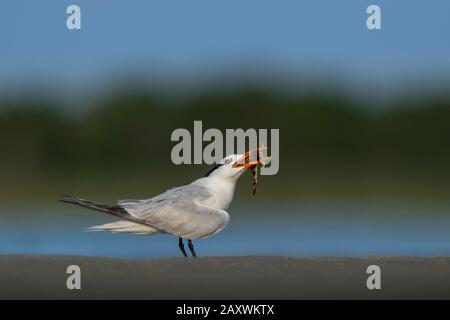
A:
1,201,450,258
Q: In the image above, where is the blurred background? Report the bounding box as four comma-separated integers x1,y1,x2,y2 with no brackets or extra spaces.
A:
1,0,450,258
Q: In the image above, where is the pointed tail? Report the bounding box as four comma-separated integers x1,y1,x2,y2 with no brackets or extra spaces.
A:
58,194,162,231
58,194,129,216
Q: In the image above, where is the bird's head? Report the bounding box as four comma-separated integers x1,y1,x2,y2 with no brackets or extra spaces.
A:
204,147,271,181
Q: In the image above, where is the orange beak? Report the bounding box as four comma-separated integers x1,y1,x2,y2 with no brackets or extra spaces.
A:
232,146,271,169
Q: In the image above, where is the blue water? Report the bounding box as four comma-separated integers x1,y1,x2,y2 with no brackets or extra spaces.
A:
1,201,450,258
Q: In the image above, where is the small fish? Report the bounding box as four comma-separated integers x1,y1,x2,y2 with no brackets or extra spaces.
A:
232,145,270,196
250,165,258,196
249,145,265,196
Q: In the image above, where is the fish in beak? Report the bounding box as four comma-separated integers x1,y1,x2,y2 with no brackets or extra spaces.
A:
232,146,271,195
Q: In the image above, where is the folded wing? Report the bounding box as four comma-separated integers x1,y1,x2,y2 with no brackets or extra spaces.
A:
118,185,230,239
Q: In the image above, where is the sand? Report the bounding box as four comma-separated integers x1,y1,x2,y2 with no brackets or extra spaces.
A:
1,255,449,299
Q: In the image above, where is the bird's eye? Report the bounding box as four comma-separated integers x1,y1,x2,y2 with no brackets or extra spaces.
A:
223,158,232,165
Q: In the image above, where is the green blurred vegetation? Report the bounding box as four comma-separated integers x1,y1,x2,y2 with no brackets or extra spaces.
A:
1,85,450,205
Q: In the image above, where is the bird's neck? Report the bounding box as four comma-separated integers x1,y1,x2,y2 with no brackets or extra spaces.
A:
194,176,237,210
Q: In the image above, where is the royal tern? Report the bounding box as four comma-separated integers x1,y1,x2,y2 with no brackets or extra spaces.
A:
59,148,270,257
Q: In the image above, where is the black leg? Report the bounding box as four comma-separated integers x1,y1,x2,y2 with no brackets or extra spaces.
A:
188,239,197,258
178,237,187,257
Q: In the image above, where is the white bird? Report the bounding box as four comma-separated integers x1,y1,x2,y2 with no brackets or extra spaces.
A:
59,149,270,257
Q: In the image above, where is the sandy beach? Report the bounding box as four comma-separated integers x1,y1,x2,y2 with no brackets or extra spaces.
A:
1,255,449,299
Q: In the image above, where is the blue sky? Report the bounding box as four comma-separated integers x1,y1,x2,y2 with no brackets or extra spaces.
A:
1,0,450,94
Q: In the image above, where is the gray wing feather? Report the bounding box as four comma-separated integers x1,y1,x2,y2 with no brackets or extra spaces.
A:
118,185,229,239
